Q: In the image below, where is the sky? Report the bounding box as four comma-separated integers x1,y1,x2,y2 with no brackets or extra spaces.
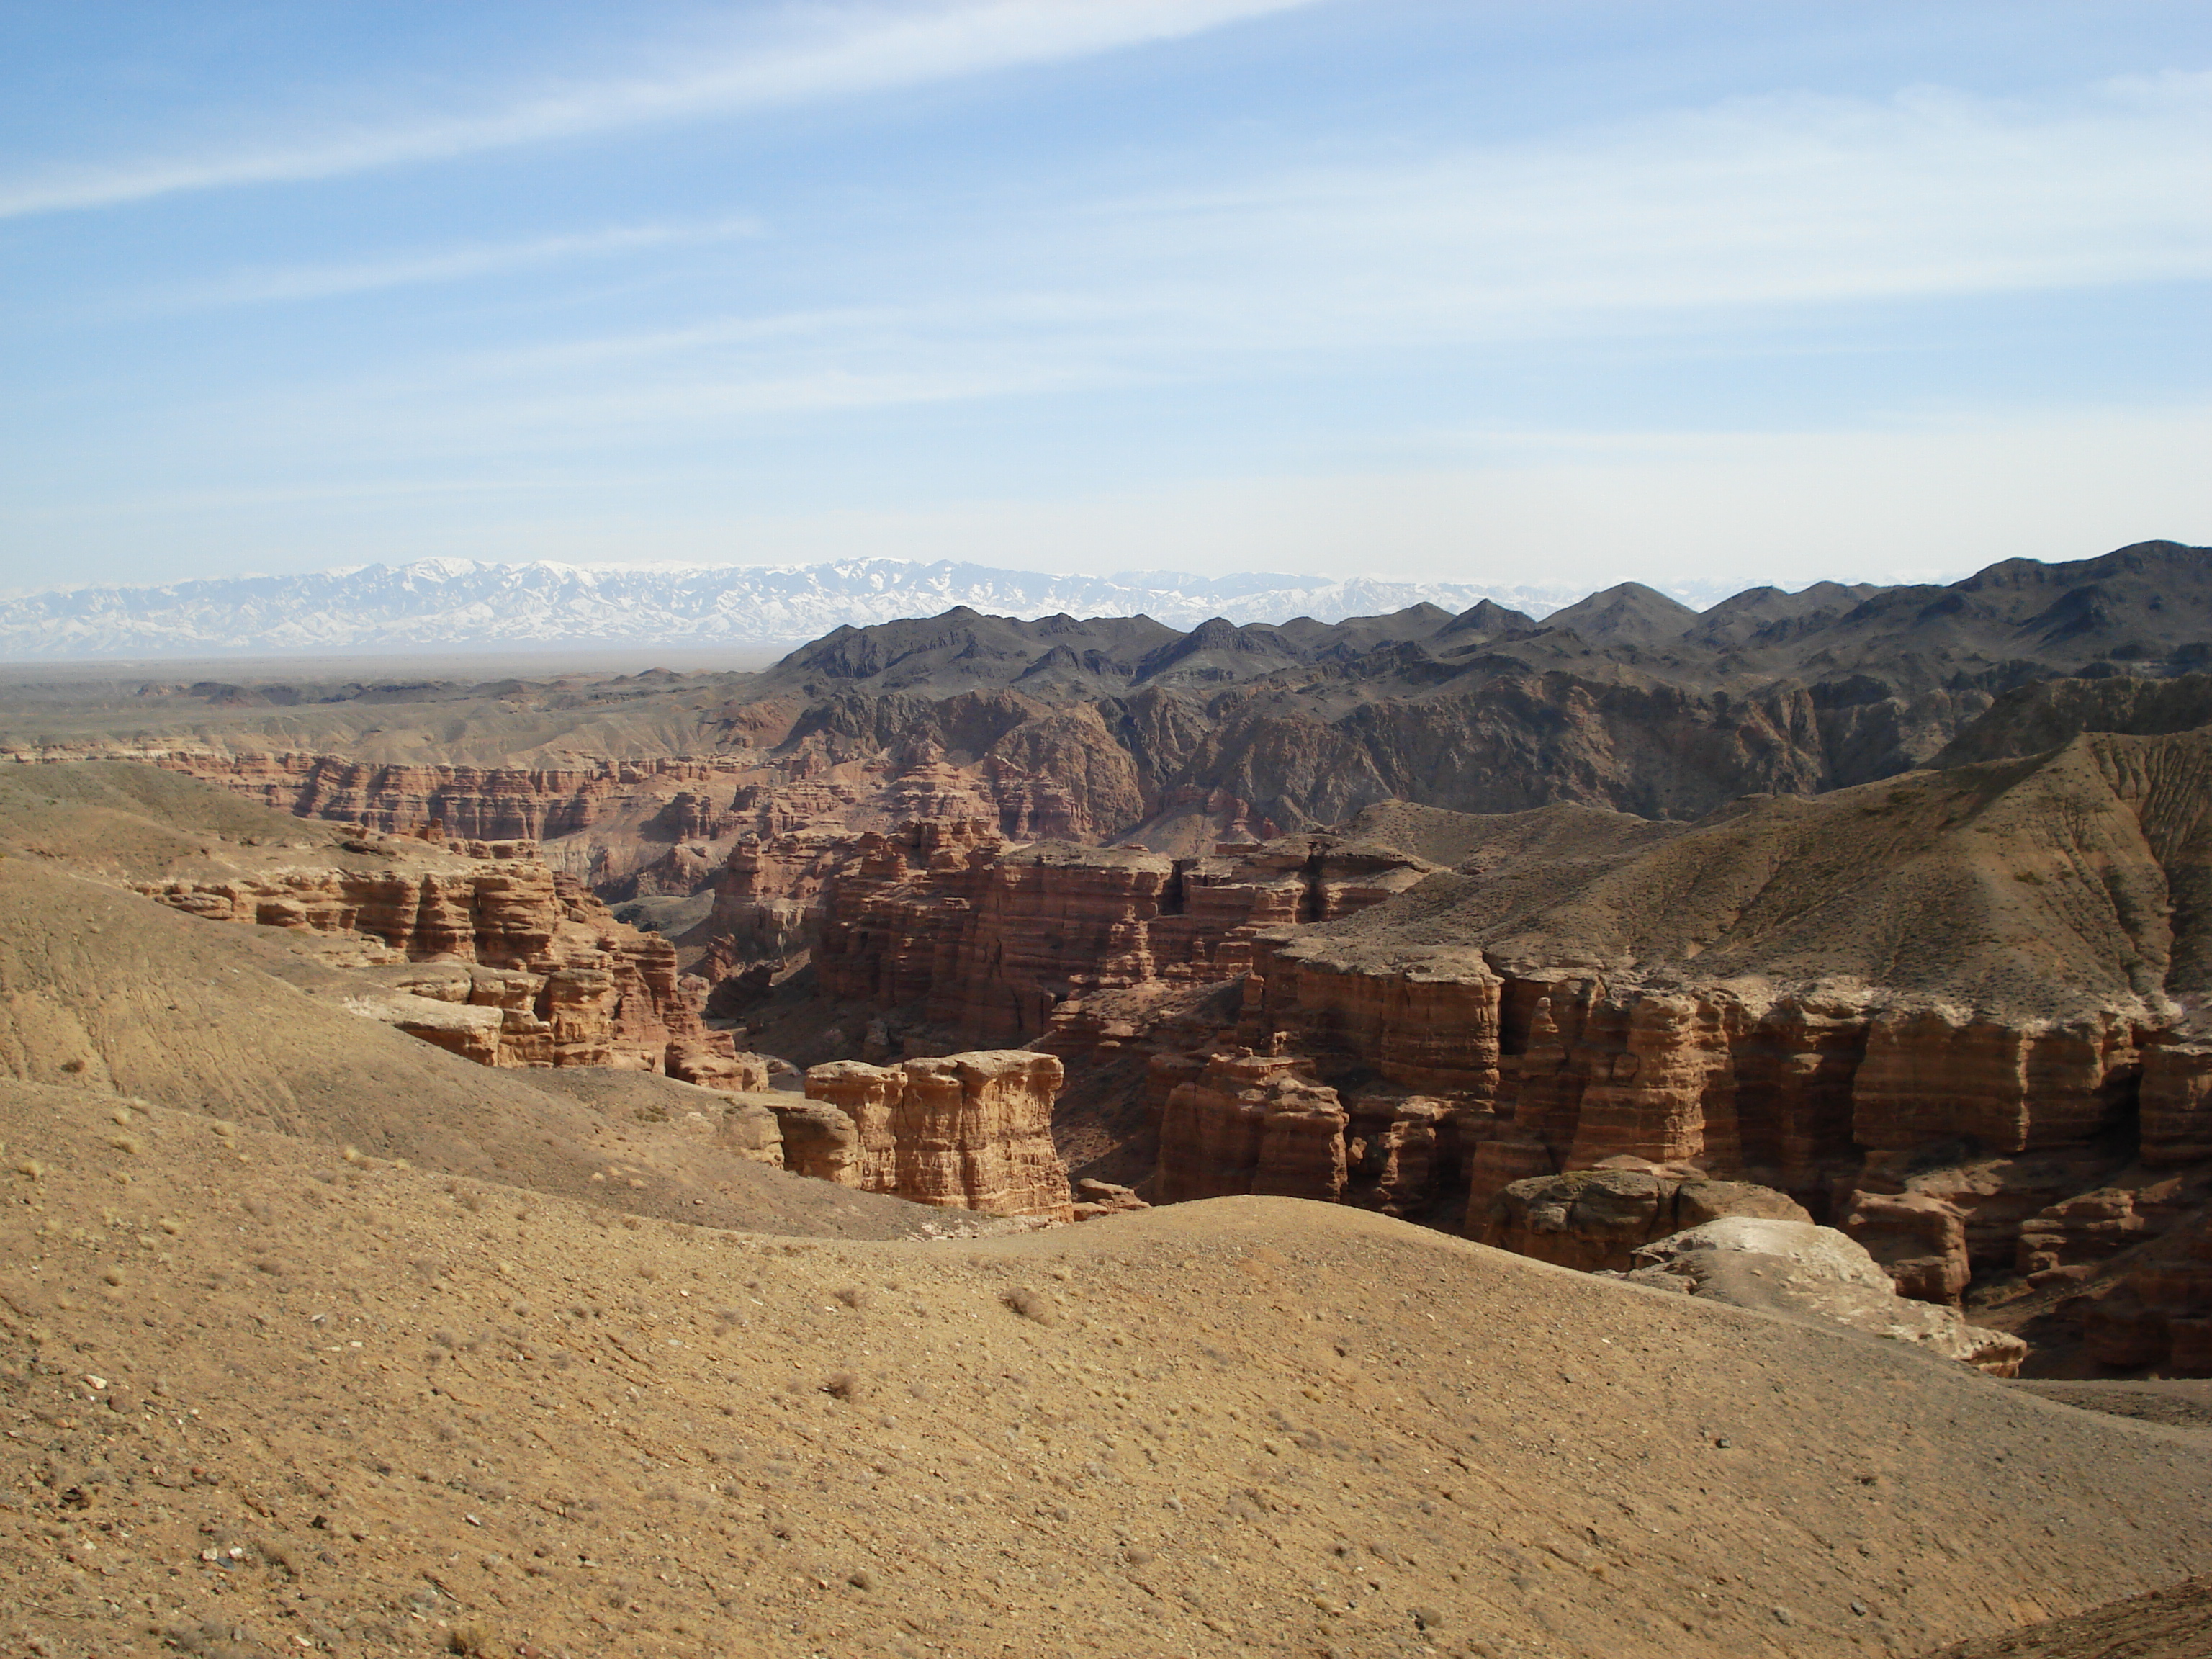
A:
2,0,2209,600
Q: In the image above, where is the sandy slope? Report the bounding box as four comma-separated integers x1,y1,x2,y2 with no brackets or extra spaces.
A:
4,1074,2211,1659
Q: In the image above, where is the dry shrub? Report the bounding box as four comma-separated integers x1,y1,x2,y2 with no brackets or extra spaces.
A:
1002,1286,1060,1327
822,1372,865,1403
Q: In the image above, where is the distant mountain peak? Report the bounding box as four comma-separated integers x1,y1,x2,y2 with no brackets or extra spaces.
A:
0,557,1582,660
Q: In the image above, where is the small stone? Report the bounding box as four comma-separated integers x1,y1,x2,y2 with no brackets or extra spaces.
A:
1715,1437,1732,1449
1851,1600,1868,1617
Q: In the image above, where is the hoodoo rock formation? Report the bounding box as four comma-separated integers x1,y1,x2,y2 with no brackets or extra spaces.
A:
120,820,763,1086
766,1051,1073,1220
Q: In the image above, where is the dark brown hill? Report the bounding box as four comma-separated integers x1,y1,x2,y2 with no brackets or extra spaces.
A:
1934,671,2212,767
1678,580,1883,649
1538,580,1702,644
9,540,2211,851
505,537,2212,845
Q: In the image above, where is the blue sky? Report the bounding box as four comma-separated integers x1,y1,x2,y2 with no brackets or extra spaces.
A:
3,0,2208,598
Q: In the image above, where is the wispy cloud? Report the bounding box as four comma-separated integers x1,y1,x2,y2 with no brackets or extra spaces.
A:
0,0,1323,220
1069,71,2212,343
165,217,763,307
374,69,2212,405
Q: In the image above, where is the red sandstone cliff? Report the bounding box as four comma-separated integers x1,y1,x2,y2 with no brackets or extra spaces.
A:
711,812,1438,1048
132,831,760,1087
768,1051,1072,1220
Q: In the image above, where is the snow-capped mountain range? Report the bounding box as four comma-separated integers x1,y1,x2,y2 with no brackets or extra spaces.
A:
0,558,1594,660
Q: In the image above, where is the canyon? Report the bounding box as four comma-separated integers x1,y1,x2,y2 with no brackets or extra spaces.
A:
9,540,2212,1379
697,726,2212,1376
9,543,2212,1655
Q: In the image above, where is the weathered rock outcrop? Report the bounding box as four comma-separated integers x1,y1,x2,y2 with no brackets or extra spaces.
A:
2078,1209,2212,1375
1150,1049,1470,1216
1611,1217,2028,1375
1069,1177,1148,1220
135,835,760,1084
775,1051,1072,1220
1840,1189,1973,1306
765,811,1439,1034
703,813,1437,1051
1155,1053,1350,1205
2144,1044,2212,1166
1480,1167,1809,1272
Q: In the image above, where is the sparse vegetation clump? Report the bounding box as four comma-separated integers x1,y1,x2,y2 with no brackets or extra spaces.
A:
1002,1285,1060,1326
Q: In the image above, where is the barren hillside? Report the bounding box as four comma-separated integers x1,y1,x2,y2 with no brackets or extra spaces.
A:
6,1076,2211,1659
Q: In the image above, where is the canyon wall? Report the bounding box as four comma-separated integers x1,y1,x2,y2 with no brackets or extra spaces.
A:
714,816,1436,1048
44,734,1146,897
133,836,762,1087
1238,933,2182,1291
768,1050,1072,1220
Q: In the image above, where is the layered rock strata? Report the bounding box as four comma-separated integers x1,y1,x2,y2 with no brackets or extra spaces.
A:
135,837,758,1084
1228,938,2184,1304
1203,731,2212,1312
2075,1208,2212,1375
718,815,1437,1048
766,1051,1073,1220
706,747,2212,1327
127,752,760,842
63,710,1146,899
